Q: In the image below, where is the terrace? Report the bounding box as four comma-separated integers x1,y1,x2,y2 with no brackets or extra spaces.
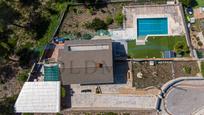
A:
110,4,186,45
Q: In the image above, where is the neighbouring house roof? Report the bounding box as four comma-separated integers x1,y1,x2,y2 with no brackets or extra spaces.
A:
14,81,60,113
58,39,114,84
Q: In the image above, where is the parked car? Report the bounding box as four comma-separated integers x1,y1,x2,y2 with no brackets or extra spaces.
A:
53,37,65,44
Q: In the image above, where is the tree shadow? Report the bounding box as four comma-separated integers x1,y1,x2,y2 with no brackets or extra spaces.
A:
47,8,59,15
16,47,40,68
19,0,39,6
0,1,20,40
0,64,16,84
28,13,51,40
0,95,17,115
94,0,108,9
61,85,72,110
191,0,198,7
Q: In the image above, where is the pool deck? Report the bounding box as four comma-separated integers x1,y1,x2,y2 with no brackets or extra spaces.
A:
110,4,186,44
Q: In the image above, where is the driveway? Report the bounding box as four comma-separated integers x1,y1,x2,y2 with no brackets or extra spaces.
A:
164,80,204,115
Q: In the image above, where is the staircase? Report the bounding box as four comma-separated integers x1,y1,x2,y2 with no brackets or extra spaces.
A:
136,40,146,45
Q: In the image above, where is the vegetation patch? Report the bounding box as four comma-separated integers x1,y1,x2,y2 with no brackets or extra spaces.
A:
59,3,127,38
132,62,173,88
201,62,204,77
61,86,66,98
0,95,17,115
17,69,29,83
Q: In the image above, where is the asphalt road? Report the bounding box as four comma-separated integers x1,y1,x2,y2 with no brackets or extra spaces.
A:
164,80,204,115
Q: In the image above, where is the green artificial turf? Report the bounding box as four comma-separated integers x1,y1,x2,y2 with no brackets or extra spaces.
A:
128,36,187,58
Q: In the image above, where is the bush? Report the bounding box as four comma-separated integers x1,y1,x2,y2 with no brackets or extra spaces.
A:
183,66,191,74
81,33,92,40
87,7,94,15
85,18,107,31
23,113,34,115
114,12,124,26
174,41,189,56
17,70,29,83
198,41,203,47
105,16,113,25
17,47,40,67
0,96,17,114
179,0,193,7
61,86,66,98
201,62,204,77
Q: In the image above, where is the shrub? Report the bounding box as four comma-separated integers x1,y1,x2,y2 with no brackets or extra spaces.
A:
105,16,113,25
179,0,193,7
174,41,189,56
0,96,17,115
82,33,92,40
183,66,191,74
77,9,83,14
61,86,66,98
23,113,34,115
85,18,107,31
198,41,203,47
17,70,29,83
87,7,94,15
114,12,124,26
56,113,63,115
73,8,77,13
201,62,204,77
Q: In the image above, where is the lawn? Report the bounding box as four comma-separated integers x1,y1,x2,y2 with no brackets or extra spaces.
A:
195,0,204,7
128,36,188,58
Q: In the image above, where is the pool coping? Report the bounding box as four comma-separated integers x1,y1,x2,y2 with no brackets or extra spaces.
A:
136,17,169,39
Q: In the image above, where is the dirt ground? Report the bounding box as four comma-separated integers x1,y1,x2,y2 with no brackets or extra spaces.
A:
132,62,173,89
60,110,157,115
132,61,200,89
59,3,131,37
0,62,21,101
173,61,199,78
190,19,204,49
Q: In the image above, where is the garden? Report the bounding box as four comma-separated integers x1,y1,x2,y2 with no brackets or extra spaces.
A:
128,36,189,58
58,3,126,40
132,61,199,89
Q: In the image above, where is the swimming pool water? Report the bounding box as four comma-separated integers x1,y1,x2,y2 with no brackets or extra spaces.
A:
137,18,168,37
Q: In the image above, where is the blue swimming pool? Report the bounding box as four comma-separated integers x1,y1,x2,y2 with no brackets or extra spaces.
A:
137,18,168,38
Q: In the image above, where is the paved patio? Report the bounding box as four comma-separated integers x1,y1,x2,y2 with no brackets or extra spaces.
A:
110,4,185,42
71,93,157,109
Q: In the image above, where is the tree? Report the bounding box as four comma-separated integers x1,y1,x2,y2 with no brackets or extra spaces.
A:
179,0,193,7
85,18,107,31
114,12,124,26
174,41,189,56
17,47,40,68
82,33,92,40
17,69,29,83
0,96,17,114
183,66,191,74
105,16,113,25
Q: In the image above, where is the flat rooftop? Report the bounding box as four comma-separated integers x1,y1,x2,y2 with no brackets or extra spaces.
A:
58,39,114,85
14,81,60,113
